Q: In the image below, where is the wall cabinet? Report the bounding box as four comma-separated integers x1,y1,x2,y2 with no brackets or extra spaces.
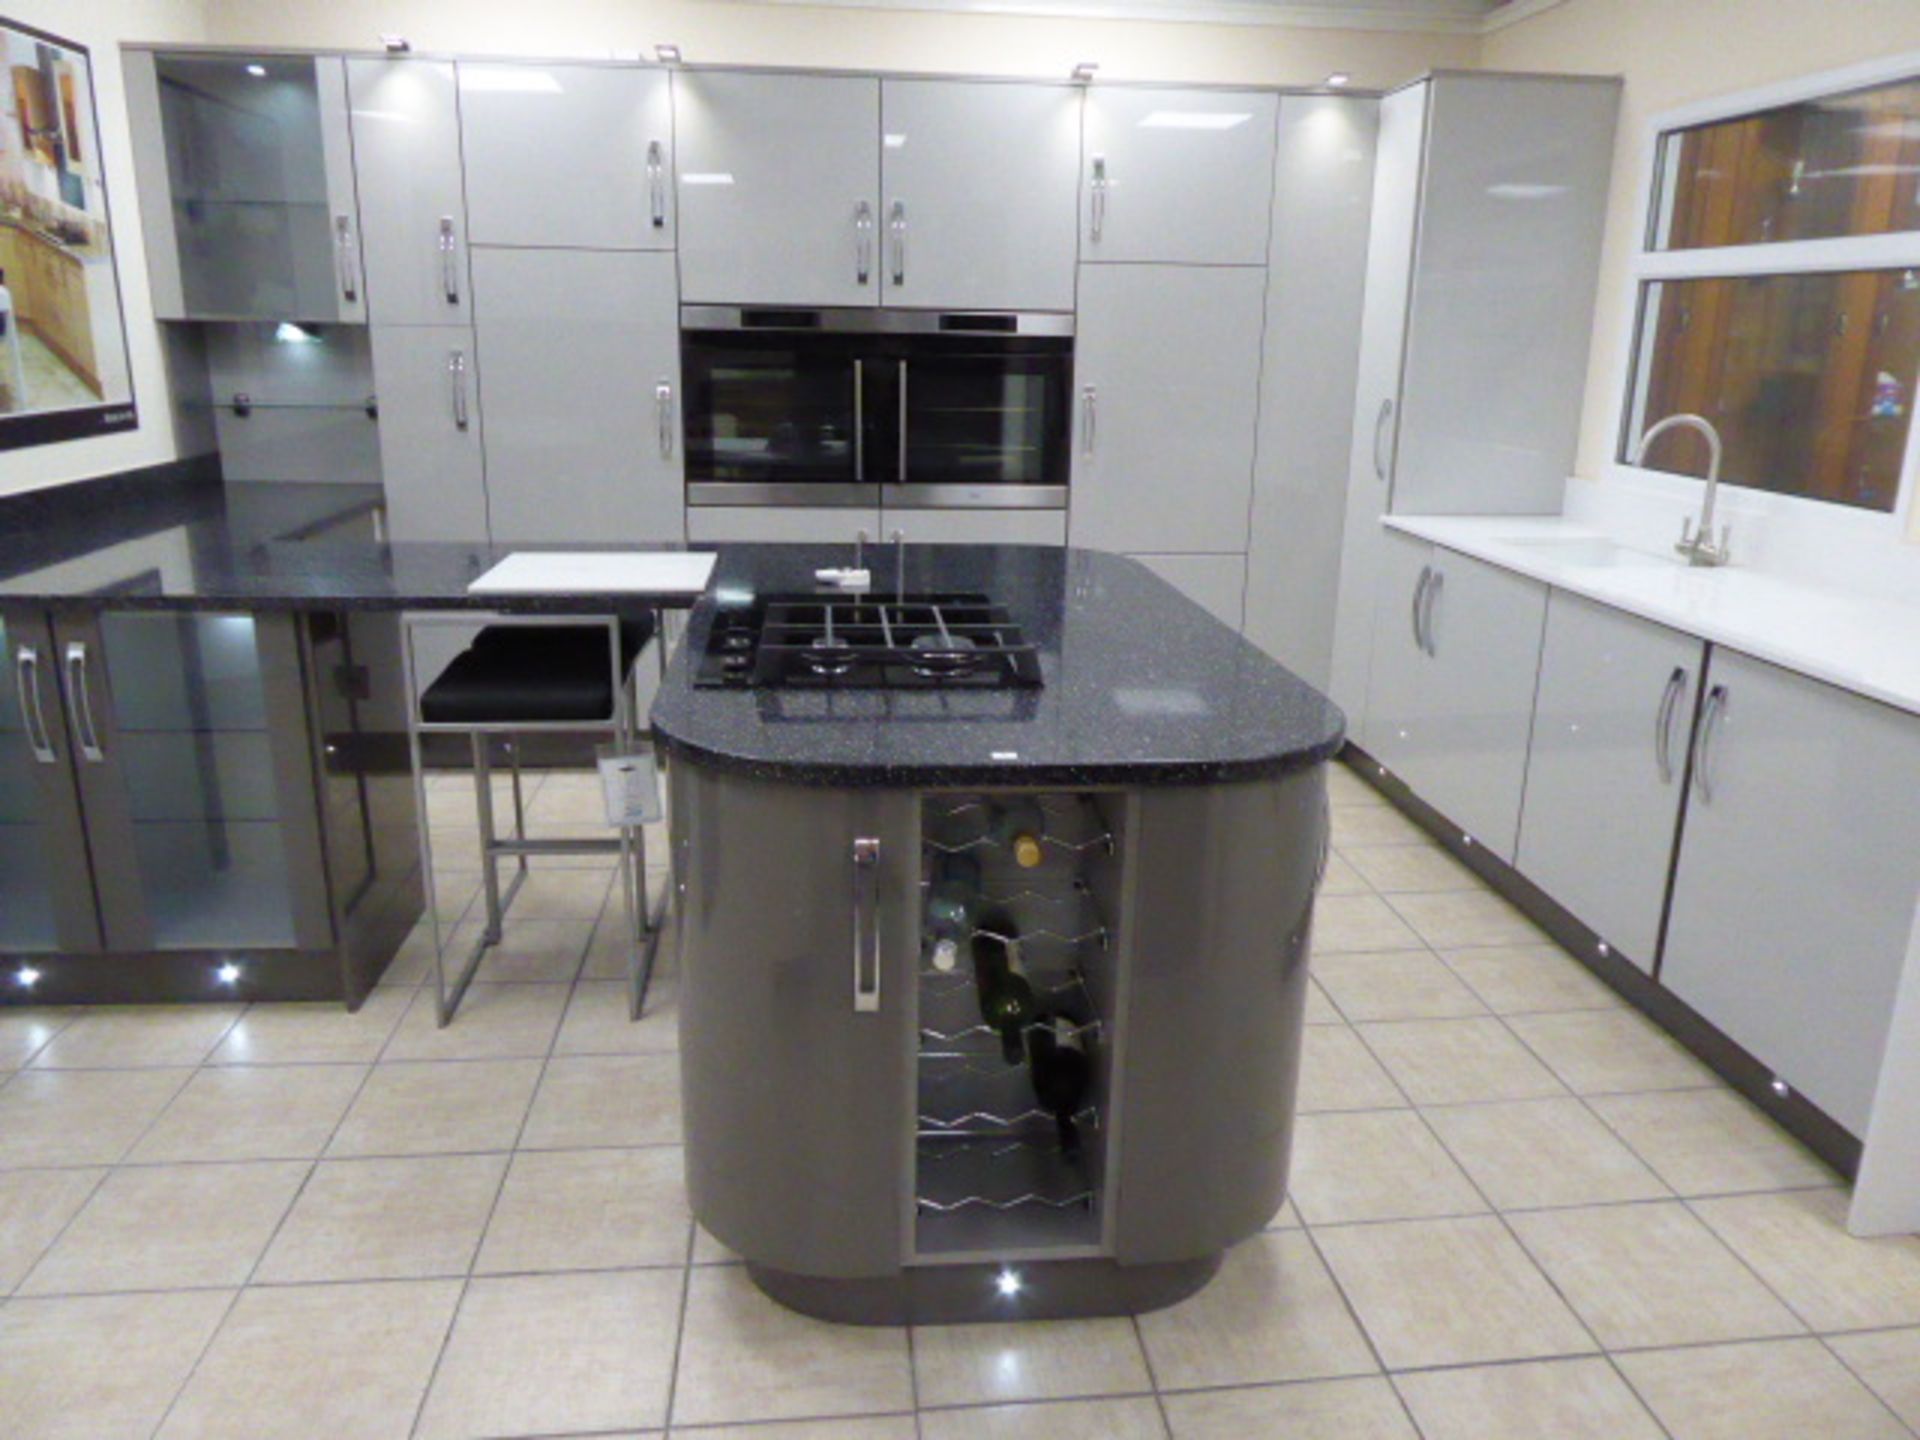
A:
124,50,365,324
877,79,1079,312
1515,592,1703,969
472,248,683,544
1364,532,1547,862
1068,264,1266,556
370,325,489,542
346,58,471,325
458,62,675,251
675,72,880,307
1080,87,1277,266
1660,650,1920,1135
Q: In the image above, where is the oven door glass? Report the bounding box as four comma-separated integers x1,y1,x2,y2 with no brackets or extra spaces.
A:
892,339,1072,492
682,333,874,495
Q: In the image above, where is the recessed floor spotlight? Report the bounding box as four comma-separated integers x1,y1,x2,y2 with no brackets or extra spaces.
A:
245,63,268,78
216,962,243,986
995,1267,1024,1297
15,965,41,990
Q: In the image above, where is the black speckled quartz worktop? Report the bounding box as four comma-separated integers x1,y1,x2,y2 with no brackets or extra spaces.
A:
652,544,1345,787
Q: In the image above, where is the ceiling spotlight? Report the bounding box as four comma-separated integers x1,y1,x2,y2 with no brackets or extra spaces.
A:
245,63,267,78
216,962,243,986
380,34,411,54
655,43,683,64
1325,71,1351,88
15,965,40,990
995,1267,1024,1297
1071,61,1098,84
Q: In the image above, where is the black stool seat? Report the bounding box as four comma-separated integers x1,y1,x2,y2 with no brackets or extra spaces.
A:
420,619,653,725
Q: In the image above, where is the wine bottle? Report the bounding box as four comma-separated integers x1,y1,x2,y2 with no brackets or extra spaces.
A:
990,797,1048,869
972,915,1035,1063
925,851,981,973
1027,1013,1092,1157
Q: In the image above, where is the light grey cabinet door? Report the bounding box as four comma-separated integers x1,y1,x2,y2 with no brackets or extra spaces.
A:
1661,650,1920,1135
675,72,880,307
878,79,1079,312
459,62,674,250
1067,264,1266,555
473,249,683,544
1359,528,1435,787
370,325,489,543
1516,592,1703,969
347,58,470,325
1081,87,1278,266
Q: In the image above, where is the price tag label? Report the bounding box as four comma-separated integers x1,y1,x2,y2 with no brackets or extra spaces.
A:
598,750,663,827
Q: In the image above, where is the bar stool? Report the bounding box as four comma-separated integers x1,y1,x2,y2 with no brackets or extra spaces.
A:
403,613,663,1026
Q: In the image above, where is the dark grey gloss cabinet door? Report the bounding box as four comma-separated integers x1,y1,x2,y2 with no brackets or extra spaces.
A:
674,764,916,1278
0,609,101,954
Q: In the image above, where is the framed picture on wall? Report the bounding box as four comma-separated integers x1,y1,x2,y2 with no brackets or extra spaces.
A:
0,15,137,450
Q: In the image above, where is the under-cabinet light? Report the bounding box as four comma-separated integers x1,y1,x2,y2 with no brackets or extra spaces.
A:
995,1268,1024,1297
245,63,268,78
216,962,243,986
273,322,320,344
1071,61,1098,83
14,965,40,990
380,34,411,54
1325,71,1351,87
655,42,683,64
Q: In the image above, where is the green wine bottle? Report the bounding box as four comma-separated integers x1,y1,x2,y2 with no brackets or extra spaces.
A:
972,914,1036,1064
1026,1013,1092,1157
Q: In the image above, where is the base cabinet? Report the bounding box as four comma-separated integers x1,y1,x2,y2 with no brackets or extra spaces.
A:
1516,592,1703,969
1660,649,1920,1135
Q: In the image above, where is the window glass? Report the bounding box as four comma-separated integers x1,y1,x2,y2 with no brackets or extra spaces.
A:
1623,269,1920,513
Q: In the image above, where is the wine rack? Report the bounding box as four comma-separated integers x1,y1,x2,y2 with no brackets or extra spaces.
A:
914,790,1120,1259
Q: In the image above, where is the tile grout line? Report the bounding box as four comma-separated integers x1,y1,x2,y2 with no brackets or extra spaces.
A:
657,1204,699,1437
1124,1309,1177,1439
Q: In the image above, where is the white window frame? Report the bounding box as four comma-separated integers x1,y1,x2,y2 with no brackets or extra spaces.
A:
1609,48,1920,541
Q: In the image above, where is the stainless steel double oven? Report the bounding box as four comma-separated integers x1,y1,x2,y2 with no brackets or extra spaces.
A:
680,307,1074,510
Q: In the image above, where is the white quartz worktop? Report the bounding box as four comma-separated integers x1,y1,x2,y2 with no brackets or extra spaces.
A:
1383,514,1920,718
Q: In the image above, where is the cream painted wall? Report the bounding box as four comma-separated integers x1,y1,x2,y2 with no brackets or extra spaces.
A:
1484,0,1920,494
0,0,209,498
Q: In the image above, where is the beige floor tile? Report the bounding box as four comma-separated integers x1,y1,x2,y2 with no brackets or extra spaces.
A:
327,1059,542,1157
672,1265,914,1426
1266,1196,1303,1230
0,1168,104,1292
1312,952,1486,1022
1691,1188,1920,1332
0,1067,191,1167
1288,1110,1486,1224
377,921,439,988
1342,843,1483,894
1423,1097,1667,1210
0,1289,232,1440
381,983,570,1061
500,866,616,920
156,1279,460,1440
208,991,411,1065
581,872,675,982
912,1318,1151,1408
1587,1089,1837,1196
1618,1338,1910,1440
1296,1025,1407,1112
476,1147,690,1273
1356,1017,1565,1106
1828,1329,1920,1431
693,1222,740,1264
1314,1215,1596,1370
256,1153,508,1283
556,977,681,1055
1439,944,1624,1015
1507,1010,1719,1095
1386,891,1545,950
1318,850,1369,896
427,869,482,924
1509,1201,1803,1349
417,1269,683,1438
1331,803,1431,847
1327,760,1385,805
1303,978,1343,1024
449,918,594,983
1312,894,1422,954
687,1420,916,1440
520,1052,683,1150
1393,1356,1664,1440
128,1063,366,1163
1163,1375,1415,1439
921,1398,1162,1440
30,1005,241,1069
1135,1230,1376,1391
0,1008,79,1069
21,1160,306,1295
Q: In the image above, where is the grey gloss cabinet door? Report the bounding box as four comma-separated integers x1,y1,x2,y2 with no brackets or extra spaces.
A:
1068,264,1266,555
1515,592,1702,969
347,58,471,325
458,62,674,250
1661,650,1920,1135
473,249,683,544
370,326,489,543
1081,87,1278,266
878,80,1079,312
675,72,880,307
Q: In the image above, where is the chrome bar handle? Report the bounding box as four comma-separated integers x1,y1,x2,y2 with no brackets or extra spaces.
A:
1081,385,1097,456
897,359,909,482
854,201,873,286
1089,155,1107,241
15,645,55,764
1692,683,1728,802
889,200,906,285
438,216,460,305
334,215,359,305
63,641,104,764
1420,569,1444,657
655,380,674,458
1654,665,1687,784
1411,565,1432,652
852,836,881,1013
1372,397,1395,482
449,349,469,430
853,358,865,482
646,139,667,229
